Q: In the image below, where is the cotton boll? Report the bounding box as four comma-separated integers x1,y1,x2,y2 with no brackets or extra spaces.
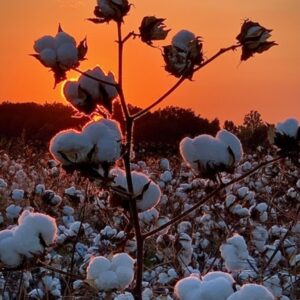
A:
11,189,24,201
35,184,45,195
39,48,57,67
160,170,172,183
227,284,274,300
6,204,22,219
34,35,55,52
0,178,7,189
276,118,299,138
115,266,134,289
87,256,111,279
160,158,170,171
216,130,243,163
220,234,250,272
172,30,196,51
50,129,93,166
63,81,80,102
137,181,161,211
57,43,78,69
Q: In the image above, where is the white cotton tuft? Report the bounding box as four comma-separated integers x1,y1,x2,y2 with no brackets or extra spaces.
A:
216,130,243,163
276,118,299,138
56,43,78,69
39,48,57,67
227,284,274,300
34,35,55,52
55,31,76,48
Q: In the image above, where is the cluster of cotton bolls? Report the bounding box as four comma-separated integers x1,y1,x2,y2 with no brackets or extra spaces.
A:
0,210,57,267
86,253,135,291
50,119,122,175
180,129,243,178
63,66,118,114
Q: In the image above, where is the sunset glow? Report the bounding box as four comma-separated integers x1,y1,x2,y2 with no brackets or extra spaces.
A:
0,0,299,124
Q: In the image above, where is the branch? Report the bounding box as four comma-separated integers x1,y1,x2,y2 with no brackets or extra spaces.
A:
143,156,282,239
132,44,241,120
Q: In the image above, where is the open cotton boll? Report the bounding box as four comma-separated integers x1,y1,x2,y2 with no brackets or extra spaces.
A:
276,118,299,138
112,169,161,211
50,129,93,166
0,178,7,189
227,284,274,300
6,204,22,219
57,43,78,69
82,119,122,163
39,48,57,67
172,30,196,51
11,189,24,201
160,158,170,171
216,130,243,163
220,234,249,272
63,81,80,103
180,135,228,174
86,253,135,291
28,288,45,300
34,35,55,53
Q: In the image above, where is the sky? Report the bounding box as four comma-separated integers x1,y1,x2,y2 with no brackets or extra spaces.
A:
0,0,299,124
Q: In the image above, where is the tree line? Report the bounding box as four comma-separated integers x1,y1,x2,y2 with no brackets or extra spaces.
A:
0,102,271,154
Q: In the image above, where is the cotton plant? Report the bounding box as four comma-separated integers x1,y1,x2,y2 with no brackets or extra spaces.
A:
29,1,278,298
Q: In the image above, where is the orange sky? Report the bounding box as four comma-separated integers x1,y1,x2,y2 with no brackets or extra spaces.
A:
0,0,299,124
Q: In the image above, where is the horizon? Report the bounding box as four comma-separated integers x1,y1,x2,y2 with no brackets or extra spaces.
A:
0,0,299,124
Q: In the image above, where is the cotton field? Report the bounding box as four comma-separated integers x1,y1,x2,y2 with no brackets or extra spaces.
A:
0,139,299,299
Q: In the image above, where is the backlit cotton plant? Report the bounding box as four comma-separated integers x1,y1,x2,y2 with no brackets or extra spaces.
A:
28,1,280,299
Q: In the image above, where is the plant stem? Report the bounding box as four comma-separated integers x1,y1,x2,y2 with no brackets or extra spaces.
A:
143,156,282,239
117,21,143,300
132,44,241,120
